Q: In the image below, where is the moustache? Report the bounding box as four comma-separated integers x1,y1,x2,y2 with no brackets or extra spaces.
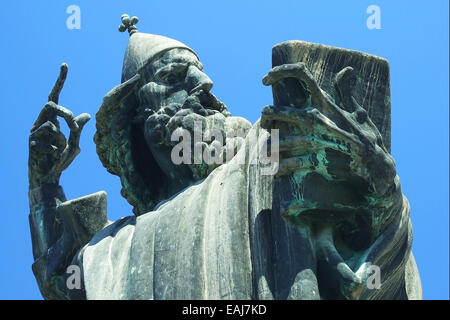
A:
181,90,229,116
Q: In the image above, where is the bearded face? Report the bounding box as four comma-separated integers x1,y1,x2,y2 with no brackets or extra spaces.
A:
137,48,238,189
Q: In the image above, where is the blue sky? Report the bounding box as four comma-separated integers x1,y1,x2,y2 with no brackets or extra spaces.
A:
0,0,448,300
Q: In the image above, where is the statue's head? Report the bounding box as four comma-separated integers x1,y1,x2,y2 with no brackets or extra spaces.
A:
95,16,250,215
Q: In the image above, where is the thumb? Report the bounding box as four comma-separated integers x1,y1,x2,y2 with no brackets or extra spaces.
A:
74,113,91,130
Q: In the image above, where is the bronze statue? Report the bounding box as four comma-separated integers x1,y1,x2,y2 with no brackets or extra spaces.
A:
28,14,421,300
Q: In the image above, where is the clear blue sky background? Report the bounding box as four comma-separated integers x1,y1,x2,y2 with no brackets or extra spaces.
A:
0,0,448,300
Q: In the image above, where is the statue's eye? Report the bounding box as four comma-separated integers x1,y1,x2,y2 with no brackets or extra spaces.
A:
164,73,178,84
161,67,186,85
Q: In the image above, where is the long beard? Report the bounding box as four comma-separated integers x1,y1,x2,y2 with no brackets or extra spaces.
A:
144,90,230,146
142,90,232,181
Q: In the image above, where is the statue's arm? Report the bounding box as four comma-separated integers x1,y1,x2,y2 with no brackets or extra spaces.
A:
29,185,109,300
28,66,141,299
28,184,84,299
28,64,90,299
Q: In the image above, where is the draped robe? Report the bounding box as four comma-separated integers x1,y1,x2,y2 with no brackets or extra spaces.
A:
30,121,422,300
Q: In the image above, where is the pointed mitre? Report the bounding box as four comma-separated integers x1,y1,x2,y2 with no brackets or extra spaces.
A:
121,32,198,83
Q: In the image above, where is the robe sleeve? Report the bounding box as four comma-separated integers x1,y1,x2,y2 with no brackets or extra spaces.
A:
29,185,109,300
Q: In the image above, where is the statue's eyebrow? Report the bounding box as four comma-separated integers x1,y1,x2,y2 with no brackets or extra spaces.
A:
154,59,203,80
154,63,185,78
165,56,203,70
153,64,185,82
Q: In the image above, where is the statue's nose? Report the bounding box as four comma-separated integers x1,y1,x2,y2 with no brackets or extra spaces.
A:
187,65,213,94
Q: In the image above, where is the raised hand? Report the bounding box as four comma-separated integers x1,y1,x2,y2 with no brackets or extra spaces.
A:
28,64,91,188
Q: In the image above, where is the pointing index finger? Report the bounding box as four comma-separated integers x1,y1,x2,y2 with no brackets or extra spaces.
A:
48,63,69,105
